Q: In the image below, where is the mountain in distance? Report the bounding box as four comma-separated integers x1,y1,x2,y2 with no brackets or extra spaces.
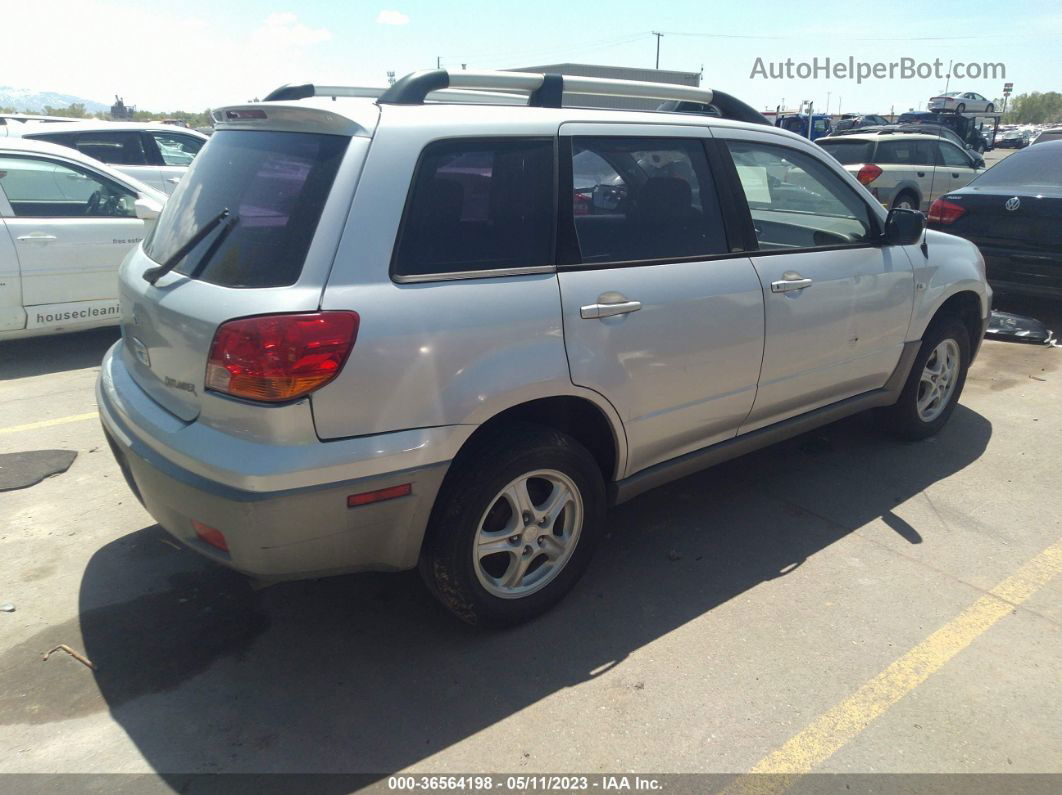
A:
0,86,109,113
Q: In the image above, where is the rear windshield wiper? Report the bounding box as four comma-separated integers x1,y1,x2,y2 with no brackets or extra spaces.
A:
143,208,234,285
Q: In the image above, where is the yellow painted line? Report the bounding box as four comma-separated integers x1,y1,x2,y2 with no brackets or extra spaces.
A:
726,537,1062,794
0,412,97,436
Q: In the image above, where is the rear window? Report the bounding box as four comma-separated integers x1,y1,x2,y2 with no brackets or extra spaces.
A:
144,130,348,288
972,146,1062,188
817,140,873,165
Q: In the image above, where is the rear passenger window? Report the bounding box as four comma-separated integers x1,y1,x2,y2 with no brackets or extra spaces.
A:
570,137,726,263
876,140,934,166
35,131,149,166
393,138,554,278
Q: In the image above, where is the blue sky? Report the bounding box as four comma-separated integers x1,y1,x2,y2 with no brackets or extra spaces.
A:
8,0,1061,113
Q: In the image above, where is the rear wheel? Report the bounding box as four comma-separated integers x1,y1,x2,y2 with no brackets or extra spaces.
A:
419,424,605,627
892,191,918,211
956,103,966,114
881,317,970,440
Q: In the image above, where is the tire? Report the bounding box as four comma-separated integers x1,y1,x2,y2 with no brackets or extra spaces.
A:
956,103,966,114
892,191,918,211
419,423,606,627
985,104,994,113
880,317,971,441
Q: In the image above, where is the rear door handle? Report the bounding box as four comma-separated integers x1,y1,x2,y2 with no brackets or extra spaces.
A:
580,298,642,319
771,274,813,293
16,234,57,243
951,172,960,178
917,171,926,177
166,177,181,184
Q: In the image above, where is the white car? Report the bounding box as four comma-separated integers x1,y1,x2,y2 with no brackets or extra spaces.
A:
817,132,982,211
927,92,995,114
4,121,208,195
0,138,165,340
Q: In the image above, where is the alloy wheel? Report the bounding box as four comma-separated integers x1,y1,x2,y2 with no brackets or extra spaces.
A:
473,469,583,599
917,339,961,422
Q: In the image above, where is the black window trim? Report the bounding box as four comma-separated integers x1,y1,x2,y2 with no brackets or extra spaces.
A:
718,136,887,255
556,133,740,272
389,134,559,284
0,153,137,219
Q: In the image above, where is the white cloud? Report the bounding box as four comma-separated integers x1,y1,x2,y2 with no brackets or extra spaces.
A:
252,12,332,47
376,9,410,26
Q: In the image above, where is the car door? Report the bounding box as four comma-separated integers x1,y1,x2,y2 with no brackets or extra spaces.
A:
556,124,765,476
0,188,26,331
0,153,147,307
936,140,979,191
717,131,915,433
143,130,205,194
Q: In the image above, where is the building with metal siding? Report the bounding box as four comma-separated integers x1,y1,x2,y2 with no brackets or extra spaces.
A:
509,63,702,110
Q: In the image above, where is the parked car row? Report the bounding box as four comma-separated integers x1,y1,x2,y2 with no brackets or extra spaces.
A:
2,121,208,195
0,138,164,339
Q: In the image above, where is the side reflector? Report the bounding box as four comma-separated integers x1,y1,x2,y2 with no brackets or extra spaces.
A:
347,483,412,508
192,520,229,551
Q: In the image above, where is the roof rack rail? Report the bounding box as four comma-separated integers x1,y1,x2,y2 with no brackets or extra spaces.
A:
264,69,770,126
378,69,717,107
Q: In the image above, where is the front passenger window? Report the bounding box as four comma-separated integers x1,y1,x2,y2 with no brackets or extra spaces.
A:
726,141,874,250
0,156,136,218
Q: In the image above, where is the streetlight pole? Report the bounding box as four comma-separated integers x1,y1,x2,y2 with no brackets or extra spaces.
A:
652,31,663,69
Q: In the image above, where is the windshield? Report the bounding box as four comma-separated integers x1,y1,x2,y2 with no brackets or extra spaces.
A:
144,130,348,288
972,146,1062,188
817,140,874,165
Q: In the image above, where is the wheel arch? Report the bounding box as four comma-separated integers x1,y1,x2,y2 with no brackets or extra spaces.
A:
453,394,626,484
930,290,985,358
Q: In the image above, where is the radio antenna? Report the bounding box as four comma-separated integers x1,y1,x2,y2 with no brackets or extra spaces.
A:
922,63,953,257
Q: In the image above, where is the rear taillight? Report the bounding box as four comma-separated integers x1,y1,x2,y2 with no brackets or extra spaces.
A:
205,312,359,403
927,198,967,225
856,164,883,186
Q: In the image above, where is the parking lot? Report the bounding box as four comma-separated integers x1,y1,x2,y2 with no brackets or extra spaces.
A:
1,291,1059,785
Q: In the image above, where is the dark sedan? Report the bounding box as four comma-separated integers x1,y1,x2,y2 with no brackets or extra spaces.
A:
928,140,1062,297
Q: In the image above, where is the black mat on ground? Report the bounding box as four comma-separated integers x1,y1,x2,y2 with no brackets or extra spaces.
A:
0,450,78,492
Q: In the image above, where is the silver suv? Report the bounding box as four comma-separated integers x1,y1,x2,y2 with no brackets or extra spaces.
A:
99,70,991,626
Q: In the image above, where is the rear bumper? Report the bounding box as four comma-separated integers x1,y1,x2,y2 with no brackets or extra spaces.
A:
97,342,464,579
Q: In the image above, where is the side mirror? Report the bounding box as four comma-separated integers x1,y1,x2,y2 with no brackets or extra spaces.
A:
883,207,926,246
134,195,163,221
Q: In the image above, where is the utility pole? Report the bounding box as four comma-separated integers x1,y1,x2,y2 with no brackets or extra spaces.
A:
436,56,441,69
651,31,663,69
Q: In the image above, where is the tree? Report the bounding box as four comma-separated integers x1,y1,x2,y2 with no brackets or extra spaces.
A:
1007,92,1062,124
40,102,89,118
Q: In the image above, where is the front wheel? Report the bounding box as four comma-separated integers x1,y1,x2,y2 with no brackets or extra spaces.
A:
880,317,971,440
956,103,966,114
985,104,994,113
419,424,606,627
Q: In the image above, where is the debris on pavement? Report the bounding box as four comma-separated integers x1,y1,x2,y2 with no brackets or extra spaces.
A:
0,450,78,492
986,311,1054,345
41,644,97,671
0,603,14,612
